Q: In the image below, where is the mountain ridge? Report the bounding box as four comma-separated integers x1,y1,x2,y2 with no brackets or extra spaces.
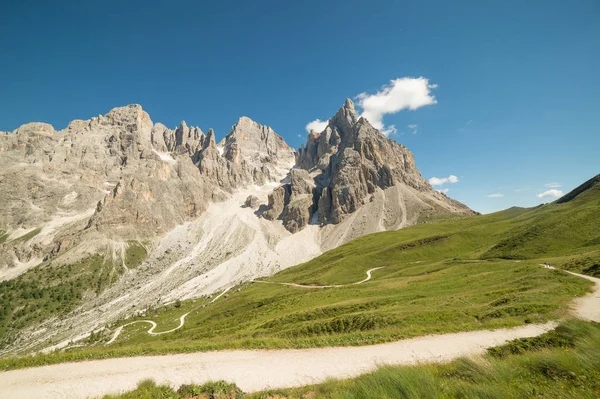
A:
0,100,473,355
556,173,600,204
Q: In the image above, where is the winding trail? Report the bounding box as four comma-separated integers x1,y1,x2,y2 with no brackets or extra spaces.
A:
106,268,384,345
105,287,232,345
253,266,385,289
1,267,599,399
541,266,600,322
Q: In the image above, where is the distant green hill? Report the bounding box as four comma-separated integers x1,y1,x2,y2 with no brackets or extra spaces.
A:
2,174,599,370
482,174,600,261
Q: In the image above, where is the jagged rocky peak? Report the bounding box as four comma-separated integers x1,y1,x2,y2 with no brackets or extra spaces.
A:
0,102,303,277
103,104,153,130
222,116,294,164
171,120,204,156
331,98,359,136
13,122,56,136
195,116,296,189
0,122,58,159
277,99,474,233
205,128,217,148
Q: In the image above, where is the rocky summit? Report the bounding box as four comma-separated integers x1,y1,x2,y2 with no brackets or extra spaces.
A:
267,99,474,233
0,100,473,354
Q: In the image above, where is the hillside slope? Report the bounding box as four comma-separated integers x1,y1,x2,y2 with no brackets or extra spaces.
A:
7,174,598,365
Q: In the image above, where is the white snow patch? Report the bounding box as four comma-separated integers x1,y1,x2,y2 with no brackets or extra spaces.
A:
153,150,177,165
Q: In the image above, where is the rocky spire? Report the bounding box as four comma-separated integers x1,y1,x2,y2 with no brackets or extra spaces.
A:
283,98,475,232
329,98,359,137
175,121,189,149
204,128,217,149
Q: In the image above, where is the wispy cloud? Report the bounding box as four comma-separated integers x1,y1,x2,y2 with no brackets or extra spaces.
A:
544,182,562,188
458,119,474,133
305,119,328,133
486,193,504,198
355,77,437,136
537,189,563,199
429,175,459,186
305,77,437,136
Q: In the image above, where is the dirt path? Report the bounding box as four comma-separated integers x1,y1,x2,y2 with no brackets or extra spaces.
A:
1,268,598,399
541,265,600,322
253,267,386,289
105,287,233,345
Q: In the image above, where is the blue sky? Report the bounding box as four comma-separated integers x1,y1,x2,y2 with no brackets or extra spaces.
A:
0,0,598,214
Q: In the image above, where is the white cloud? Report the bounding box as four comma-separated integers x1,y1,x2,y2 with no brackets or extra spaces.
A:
383,125,398,136
437,188,449,194
486,193,504,198
429,175,459,186
544,182,562,188
305,118,328,133
408,124,418,135
297,134,303,138
466,120,473,125
355,77,437,136
537,189,564,199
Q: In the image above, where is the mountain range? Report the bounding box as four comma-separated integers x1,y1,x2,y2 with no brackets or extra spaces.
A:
0,99,473,354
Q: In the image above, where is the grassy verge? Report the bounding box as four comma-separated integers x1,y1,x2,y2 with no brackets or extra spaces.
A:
125,241,147,269
103,379,245,399
12,227,42,243
559,252,600,278
100,320,600,398
0,230,8,244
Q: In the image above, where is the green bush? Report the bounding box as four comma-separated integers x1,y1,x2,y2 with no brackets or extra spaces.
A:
103,379,177,399
178,381,244,398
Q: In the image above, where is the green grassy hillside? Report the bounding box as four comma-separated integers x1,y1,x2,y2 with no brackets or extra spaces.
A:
0,255,120,349
2,175,598,370
0,240,148,350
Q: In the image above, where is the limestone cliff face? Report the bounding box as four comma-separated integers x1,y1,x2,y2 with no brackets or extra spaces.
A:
261,169,317,233
0,105,294,270
218,116,295,188
0,100,472,272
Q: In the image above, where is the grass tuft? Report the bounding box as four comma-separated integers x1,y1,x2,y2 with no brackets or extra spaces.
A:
125,241,147,269
13,227,42,243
